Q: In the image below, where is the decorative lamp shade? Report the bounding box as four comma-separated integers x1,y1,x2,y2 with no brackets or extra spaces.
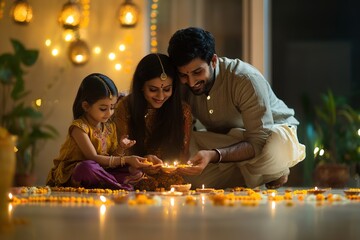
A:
68,39,90,66
118,0,139,27
58,0,82,30
11,0,33,24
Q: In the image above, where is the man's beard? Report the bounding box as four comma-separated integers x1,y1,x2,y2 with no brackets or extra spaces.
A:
188,65,215,96
189,80,206,95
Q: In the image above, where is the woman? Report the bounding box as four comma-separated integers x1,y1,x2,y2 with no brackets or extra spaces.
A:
113,53,192,190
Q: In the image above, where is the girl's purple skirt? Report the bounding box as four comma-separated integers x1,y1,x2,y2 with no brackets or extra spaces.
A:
71,160,143,190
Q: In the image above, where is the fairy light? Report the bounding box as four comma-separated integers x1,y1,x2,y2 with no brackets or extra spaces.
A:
35,98,42,107
149,0,158,53
93,46,101,54
51,48,59,56
63,29,76,42
79,0,90,28
115,63,122,71
118,44,126,52
45,39,52,47
108,52,116,60
0,0,5,19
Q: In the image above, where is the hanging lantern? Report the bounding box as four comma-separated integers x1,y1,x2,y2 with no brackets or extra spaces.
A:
68,39,90,66
58,0,82,30
118,0,139,28
11,0,33,24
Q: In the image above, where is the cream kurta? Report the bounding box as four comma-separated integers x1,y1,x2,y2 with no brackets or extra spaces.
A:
184,57,305,188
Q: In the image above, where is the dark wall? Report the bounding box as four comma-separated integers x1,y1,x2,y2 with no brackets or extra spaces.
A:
272,0,360,116
272,0,360,186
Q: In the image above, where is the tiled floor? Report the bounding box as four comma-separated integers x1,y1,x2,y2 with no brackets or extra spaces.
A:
1,187,360,240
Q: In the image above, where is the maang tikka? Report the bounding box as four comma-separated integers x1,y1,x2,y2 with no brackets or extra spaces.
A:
156,54,168,81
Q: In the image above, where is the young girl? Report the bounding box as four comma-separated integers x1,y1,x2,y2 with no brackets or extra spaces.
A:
46,73,149,190
114,53,192,190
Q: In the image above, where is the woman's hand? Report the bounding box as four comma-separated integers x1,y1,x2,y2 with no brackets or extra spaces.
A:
119,135,136,149
142,155,163,174
123,155,150,169
144,154,163,165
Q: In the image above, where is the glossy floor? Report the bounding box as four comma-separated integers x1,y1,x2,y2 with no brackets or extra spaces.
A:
1,187,360,240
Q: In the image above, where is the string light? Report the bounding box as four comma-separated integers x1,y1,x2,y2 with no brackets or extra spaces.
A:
79,0,90,28
35,98,42,107
0,0,5,19
93,46,101,54
150,0,158,53
108,52,116,60
118,44,126,52
51,48,59,56
45,39,52,47
63,29,76,42
48,1,144,70
115,63,122,71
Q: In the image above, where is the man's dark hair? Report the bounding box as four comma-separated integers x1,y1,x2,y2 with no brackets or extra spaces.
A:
168,27,215,67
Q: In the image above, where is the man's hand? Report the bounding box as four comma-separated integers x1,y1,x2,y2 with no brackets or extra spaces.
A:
176,150,218,175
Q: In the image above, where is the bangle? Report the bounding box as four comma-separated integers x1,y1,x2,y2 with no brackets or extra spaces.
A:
109,155,114,168
120,156,126,167
212,149,222,163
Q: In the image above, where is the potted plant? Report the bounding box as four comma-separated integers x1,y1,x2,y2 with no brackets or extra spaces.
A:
0,39,58,186
311,90,360,188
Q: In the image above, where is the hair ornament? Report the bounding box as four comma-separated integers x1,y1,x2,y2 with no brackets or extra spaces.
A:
156,54,168,81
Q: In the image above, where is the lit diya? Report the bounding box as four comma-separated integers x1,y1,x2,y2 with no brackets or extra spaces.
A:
343,188,360,196
196,184,215,194
307,187,330,195
161,162,177,173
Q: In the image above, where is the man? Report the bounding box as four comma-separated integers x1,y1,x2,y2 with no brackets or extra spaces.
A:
168,27,305,189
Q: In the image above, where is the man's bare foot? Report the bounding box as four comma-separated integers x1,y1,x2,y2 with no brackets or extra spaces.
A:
265,175,288,189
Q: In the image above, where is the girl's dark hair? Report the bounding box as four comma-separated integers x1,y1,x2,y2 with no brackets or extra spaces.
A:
128,53,185,159
167,27,216,67
73,73,118,119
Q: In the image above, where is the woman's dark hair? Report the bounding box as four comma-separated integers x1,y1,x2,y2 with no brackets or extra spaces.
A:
167,27,216,67
73,73,118,119
128,53,185,159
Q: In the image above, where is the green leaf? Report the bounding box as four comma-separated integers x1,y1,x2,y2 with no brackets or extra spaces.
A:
11,39,39,66
11,74,27,100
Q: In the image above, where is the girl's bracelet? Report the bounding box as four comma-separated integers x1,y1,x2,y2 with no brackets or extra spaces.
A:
109,155,114,168
120,156,126,167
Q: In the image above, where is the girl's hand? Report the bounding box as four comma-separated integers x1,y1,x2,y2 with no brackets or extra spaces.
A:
119,135,136,149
